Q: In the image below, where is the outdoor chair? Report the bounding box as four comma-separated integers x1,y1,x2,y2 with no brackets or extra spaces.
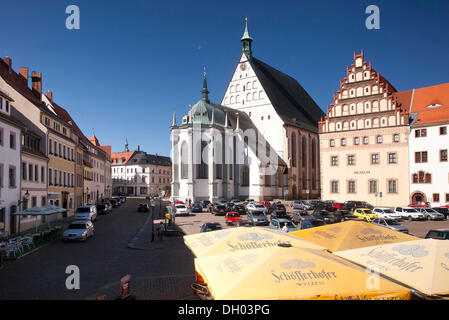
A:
5,243,21,259
8,239,24,254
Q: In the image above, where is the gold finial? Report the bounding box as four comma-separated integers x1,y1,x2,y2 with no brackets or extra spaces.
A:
245,17,248,22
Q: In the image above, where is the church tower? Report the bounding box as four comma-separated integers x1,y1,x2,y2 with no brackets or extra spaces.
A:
241,17,253,59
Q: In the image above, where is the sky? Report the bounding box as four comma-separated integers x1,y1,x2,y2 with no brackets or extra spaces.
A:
1,0,448,156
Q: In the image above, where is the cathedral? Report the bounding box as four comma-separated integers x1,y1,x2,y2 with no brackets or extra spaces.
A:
170,19,324,202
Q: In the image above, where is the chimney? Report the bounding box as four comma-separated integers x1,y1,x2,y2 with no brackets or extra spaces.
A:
31,72,42,95
3,56,12,69
46,90,53,101
19,67,29,84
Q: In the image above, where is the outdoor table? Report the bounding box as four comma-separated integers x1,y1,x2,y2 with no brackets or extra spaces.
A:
31,233,42,244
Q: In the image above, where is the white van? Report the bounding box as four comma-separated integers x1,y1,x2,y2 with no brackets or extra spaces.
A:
75,205,98,222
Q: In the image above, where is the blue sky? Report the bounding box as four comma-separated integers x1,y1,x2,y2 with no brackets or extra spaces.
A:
1,0,448,156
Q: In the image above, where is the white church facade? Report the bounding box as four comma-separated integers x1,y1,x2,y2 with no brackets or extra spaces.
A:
170,20,324,203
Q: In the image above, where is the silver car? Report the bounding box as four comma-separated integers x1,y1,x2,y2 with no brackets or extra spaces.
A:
246,203,268,215
63,220,95,241
371,218,409,233
291,201,312,210
417,208,445,221
247,210,269,226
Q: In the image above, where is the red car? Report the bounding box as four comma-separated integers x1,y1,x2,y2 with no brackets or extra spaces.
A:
332,202,347,210
225,212,242,226
260,201,271,208
409,202,429,208
174,200,185,205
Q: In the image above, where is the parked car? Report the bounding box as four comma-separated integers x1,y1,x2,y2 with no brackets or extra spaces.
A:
371,218,409,233
200,223,223,233
291,201,312,210
309,201,326,210
267,203,286,215
174,200,185,205
96,203,110,215
270,210,291,221
202,200,211,209
353,208,378,222
425,229,449,240
75,205,97,222
228,203,246,215
173,204,190,216
235,219,254,227
300,218,325,230
291,210,310,223
432,207,449,219
103,201,113,212
247,210,269,226
212,204,227,216
373,208,402,220
327,201,347,211
63,220,95,242
270,219,299,232
109,199,118,208
333,210,355,222
137,203,150,212
312,210,338,224
247,203,268,215
416,208,445,220
191,203,203,213
394,207,426,221
409,202,429,208
119,196,126,203
260,201,271,208
225,212,242,226
344,201,365,212
360,202,374,210
112,197,122,205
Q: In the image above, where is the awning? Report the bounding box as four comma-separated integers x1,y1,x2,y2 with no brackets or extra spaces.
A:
290,220,418,252
13,205,68,216
184,226,327,258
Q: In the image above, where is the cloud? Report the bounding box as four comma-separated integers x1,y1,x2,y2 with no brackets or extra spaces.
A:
392,244,429,258
237,232,273,241
281,259,316,270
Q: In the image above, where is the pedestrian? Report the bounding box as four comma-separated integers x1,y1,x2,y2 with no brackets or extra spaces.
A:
157,222,165,241
282,222,289,233
188,198,192,208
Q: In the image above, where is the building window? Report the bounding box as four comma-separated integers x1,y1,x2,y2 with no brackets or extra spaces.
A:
393,134,399,142
371,154,380,164
415,151,428,163
22,162,27,180
347,180,356,193
388,153,397,164
415,129,427,138
369,180,378,194
433,193,440,203
331,181,339,193
376,135,382,144
341,138,346,146
363,136,369,145
10,132,16,149
347,155,355,166
440,150,448,162
440,127,447,135
425,173,432,184
329,139,335,147
388,180,397,194
446,193,449,203
354,137,359,145
331,156,338,166
9,165,16,188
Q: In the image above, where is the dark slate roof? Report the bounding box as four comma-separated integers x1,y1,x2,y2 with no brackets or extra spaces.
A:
128,151,172,166
248,57,325,133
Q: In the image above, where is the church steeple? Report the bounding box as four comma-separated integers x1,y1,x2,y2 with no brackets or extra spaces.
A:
241,17,253,59
201,70,210,103
124,138,129,152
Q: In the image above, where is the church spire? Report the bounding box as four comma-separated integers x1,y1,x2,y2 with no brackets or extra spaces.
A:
124,138,129,152
201,70,210,103
241,17,253,59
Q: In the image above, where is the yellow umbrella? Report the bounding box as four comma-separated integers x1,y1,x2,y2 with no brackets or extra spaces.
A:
290,220,418,252
335,239,449,298
194,245,411,300
184,226,327,258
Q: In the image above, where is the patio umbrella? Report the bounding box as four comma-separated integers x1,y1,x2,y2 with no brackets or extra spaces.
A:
194,245,411,300
335,239,449,298
184,227,327,258
14,206,68,231
290,220,418,252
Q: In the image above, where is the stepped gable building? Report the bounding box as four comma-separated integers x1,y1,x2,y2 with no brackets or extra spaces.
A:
319,51,410,207
395,82,449,207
